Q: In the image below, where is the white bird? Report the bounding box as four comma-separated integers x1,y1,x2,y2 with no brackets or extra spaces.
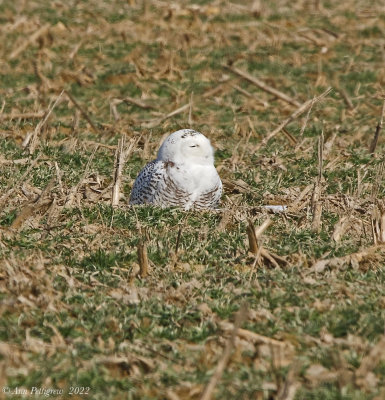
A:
129,129,222,210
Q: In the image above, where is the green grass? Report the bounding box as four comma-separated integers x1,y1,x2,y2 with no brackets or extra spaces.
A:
1,1,385,399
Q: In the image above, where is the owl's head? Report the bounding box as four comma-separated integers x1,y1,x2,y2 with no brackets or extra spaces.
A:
157,129,215,165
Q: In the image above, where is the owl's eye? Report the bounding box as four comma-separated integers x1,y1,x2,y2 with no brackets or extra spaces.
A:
190,144,199,148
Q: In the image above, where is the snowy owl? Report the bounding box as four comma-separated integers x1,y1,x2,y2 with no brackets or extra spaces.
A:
129,129,222,210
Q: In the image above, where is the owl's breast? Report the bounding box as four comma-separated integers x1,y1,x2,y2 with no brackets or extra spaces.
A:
167,163,218,193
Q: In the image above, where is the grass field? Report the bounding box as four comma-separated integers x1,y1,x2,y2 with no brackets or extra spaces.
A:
1,0,385,399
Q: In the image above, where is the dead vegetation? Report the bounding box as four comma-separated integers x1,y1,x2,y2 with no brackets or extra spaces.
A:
1,0,385,399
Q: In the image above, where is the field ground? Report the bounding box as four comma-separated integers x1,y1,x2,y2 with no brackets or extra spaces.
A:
1,0,385,399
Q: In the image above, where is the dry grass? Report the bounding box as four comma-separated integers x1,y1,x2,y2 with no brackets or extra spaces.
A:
1,0,385,399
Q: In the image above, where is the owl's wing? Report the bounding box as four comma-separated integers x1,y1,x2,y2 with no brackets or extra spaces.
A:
129,160,189,207
129,160,160,205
